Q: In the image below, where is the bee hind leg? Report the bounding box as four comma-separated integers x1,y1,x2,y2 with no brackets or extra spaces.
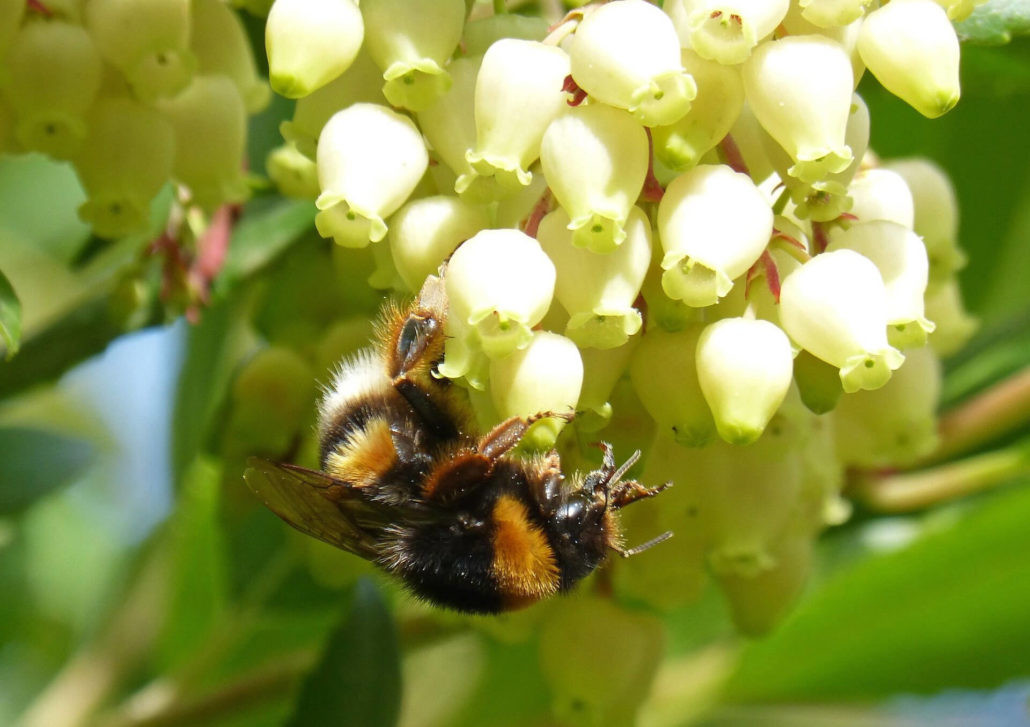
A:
477,411,574,460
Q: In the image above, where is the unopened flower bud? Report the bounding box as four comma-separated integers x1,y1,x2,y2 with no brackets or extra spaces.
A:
315,103,428,247
361,0,464,111
4,21,101,159
847,168,915,228
86,0,196,101
569,0,697,127
925,277,978,357
881,157,964,283
630,325,715,446
658,164,773,307
779,249,904,392
157,74,249,208
279,51,382,160
793,349,844,414
540,104,649,253
457,40,570,199
933,0,988,21
827,220,934,347
858,0,960,118
577,340,639,432
538,206,651,349
683,0,790,65
388,196,490,292
652,50,745,172
191,0,270,112
489,331,582,450
696,318,794,444
743,35,854,183
445,229,556,361
416,56,481,196
834,345,941,466
267,143,320,199
266,0,363,98
461,13,549,56
75,98,174,238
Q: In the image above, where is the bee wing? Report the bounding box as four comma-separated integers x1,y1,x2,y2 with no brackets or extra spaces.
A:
243,458,383,560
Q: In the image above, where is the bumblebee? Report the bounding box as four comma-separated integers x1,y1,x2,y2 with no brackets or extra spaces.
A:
245,273,671,614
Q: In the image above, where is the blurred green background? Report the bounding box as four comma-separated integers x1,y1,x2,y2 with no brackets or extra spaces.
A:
2,6,1030,727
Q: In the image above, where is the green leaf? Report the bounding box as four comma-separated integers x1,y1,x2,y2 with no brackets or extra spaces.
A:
725,482,1030,701
215,197,316,296
0,427,93,514
956,0,1030,45
0,268,21,360
286,579,401,727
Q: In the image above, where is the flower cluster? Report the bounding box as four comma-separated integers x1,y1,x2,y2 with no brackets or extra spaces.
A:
265,0,979,647
0,0,270,237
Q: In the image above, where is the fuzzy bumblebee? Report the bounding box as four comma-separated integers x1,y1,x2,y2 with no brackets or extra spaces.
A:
245,273,671,614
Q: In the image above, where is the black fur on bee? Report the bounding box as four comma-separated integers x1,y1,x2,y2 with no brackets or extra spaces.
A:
245,273,672,614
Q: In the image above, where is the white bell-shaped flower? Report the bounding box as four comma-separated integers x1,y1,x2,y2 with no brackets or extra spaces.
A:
834,345,941,467
787,93,869,222
847,168,915,228
4,21,102,160
315,103,428,247
266,143,320,200
683,0,790,65
858,0,960,119
86,0,195,101
361,0,464,111
657,164,773,307
696,318,794,444
827,220,934,347
74,98,174,238
537,206,651,349
416,56,481,197
652,50,745,172
457,39,570,199
444,229,556,360
881,157,964,283
265,0,363,98
798,0,872,28
779,249,904,392
191,0,270,112
781,6,865,85
540,104,649,253
157,74,249,208
489,331,583,451
925,277,978,357
279,51,382,160
630,324,716,446
569,0,697,127
743,36,854,183
388,196,491,292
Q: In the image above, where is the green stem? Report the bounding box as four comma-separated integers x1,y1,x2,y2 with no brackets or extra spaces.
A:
928,365,1030,464
853,443,1030,513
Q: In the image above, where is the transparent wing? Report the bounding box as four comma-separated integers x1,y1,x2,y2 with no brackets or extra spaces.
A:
243,458,386,560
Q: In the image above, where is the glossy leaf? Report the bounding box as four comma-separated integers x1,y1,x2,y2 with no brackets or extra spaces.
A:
286,579,401,727
956,0,1030,45
0,427,93,514
725,482,1030,700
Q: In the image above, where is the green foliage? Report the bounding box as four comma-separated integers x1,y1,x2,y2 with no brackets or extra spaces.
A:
0,427,93,515
956,0,1030,44
0,268,21,359
286,579,401,727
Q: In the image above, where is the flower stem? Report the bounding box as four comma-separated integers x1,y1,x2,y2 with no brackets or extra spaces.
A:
853,443,1030,513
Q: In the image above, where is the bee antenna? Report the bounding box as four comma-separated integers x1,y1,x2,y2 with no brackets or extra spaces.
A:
607,449,641,487
616,531,673,558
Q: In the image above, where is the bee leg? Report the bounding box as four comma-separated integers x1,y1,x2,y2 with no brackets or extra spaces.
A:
393,377,458,440
609,479,673,510
478,411,575,460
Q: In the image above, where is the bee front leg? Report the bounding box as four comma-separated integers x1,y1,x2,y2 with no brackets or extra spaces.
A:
478,412,575,460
